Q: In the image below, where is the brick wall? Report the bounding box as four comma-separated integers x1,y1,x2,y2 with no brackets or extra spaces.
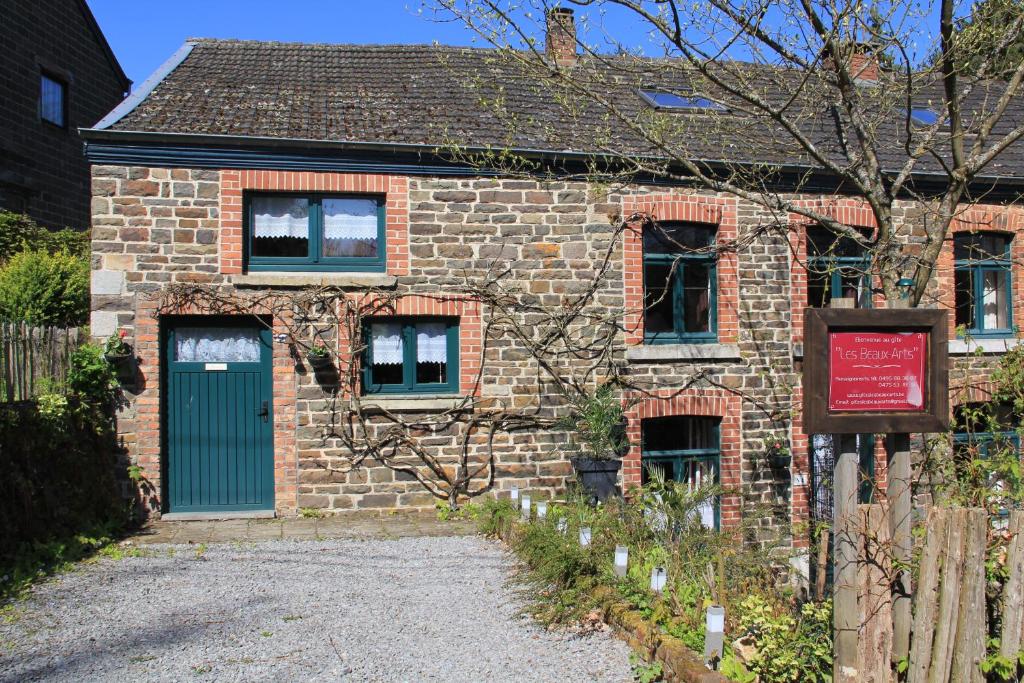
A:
91,165,1024,550
0,0,127,228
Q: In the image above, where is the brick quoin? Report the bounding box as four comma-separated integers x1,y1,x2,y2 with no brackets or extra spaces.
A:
622,389,743,529
219,170,410,276
622,193,740,345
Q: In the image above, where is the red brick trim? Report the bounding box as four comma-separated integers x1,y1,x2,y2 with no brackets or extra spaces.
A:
622,194,739,345
219,170,409,276
935,205,1024,340
622,388,742,529
339,294,484,397
788,198,879,346
132,297,298,515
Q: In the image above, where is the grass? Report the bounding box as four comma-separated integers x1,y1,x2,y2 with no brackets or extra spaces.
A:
0,521,139,604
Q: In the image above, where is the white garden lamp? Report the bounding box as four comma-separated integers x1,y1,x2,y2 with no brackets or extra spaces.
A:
520,495,531,521
510,486,519,502
704,605,726,669
536,501,548,519
613,545,628,577
579,526,592,546
556,518,568,535
650,566,667,592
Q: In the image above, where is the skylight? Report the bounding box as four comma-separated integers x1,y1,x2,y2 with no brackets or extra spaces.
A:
904,107,945,126
640,89,727,111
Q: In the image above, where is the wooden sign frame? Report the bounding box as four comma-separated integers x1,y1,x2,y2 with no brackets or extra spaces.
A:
802,308,949,434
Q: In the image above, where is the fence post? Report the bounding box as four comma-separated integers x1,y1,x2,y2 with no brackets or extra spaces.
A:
834,432,859,681
886,432,912,664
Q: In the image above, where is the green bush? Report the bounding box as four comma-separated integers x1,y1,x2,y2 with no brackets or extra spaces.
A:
0,211,88,261
0,248,89,326
479,481,832,683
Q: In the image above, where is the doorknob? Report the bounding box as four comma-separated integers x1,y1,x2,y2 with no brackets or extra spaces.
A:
258,400,269,422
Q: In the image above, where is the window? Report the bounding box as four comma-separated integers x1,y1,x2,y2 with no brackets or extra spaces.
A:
246,194,385,271
639,89,727,111
902,108,946,127
643,223,717,343
810,433,876,515
40,73,66,127
806,226,872,308
363,318,459,394
955,233,1013,336
641,415,720,529
953,403,1021,514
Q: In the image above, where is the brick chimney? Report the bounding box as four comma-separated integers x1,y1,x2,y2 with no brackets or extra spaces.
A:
837,42,880,84
546,7,577,67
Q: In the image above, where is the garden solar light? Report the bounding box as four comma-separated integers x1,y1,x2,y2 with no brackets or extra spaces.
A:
704,605,726,669
536,501,548,519
556,518,568,534
510,486,519,501
520,495,531,521
614,545,628,577
650,566,667,592
579,526,591,546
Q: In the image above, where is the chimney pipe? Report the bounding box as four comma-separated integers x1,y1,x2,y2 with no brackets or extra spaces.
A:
546,7,577,67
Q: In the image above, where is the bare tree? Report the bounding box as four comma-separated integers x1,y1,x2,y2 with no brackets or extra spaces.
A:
429,0,1024,306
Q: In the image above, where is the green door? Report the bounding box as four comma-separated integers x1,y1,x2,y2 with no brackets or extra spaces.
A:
165,318,274,513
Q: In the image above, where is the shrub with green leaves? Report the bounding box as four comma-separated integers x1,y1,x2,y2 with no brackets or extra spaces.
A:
0,248,89,326
0,211,88,261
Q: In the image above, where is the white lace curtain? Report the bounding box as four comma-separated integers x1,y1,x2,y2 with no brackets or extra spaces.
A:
371,322,448,365
251,197,378,242
324,199,378,241
253,197,309,239
176,327,262,363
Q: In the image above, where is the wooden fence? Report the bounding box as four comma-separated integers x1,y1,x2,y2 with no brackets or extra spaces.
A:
0,322,81,402
852,505,1023,682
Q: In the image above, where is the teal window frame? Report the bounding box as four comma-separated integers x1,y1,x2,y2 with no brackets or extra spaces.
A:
954,233,1014,338
640,416,721,530
244,192,386,272
643,225,718,344
362,317,460,395
806,227,872,309
953,430,1020,459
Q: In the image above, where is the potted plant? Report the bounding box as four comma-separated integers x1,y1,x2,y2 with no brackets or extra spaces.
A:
560,384,628,503
103,328,135,382
305,341,333,370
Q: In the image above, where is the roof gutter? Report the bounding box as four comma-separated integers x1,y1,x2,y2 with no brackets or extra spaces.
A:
78,127,1024,193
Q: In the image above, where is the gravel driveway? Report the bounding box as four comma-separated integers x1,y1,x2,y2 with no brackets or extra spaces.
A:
0,535,633,682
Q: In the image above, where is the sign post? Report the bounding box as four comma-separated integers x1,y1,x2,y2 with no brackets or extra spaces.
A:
803,307,948,681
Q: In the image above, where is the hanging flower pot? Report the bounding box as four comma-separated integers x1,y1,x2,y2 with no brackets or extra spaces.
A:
305,343,333,370
103,329,135,384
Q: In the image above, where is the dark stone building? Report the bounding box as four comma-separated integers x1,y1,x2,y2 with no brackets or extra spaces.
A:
0,0,129,228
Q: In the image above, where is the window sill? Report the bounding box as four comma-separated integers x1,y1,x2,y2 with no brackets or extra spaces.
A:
948,338,1020,355
351,395,474,413
232,273,397,289
626,343,741,363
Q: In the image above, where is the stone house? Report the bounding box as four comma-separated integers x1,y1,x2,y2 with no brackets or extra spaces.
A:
0,0,130,228
83,11,1024,564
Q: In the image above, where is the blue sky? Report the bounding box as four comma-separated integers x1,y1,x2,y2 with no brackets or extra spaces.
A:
89,1,483,85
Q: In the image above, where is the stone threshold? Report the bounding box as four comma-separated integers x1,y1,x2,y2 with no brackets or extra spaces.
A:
161,510,276,521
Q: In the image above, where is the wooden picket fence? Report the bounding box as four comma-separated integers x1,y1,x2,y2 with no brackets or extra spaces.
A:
0,322,81,402
852,506,1023,682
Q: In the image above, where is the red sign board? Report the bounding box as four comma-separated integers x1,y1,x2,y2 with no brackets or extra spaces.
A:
828,332,928,412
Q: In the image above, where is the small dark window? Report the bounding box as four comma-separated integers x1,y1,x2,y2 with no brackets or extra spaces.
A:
640,89,727,111
363,318,459,394
806,226,872,308
40,73,66,127
641,415,720,528
954,233,1012,336
643,222,717,344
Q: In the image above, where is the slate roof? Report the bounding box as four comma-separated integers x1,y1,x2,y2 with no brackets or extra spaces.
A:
97,38,1024,180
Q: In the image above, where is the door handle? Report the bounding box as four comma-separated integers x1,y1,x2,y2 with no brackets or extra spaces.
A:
258,400,269,422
